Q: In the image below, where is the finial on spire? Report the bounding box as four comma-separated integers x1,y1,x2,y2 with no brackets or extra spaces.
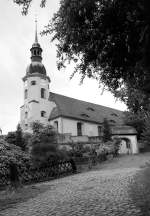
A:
35,15,38,43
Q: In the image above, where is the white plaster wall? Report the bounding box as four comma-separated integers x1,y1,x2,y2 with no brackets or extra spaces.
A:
21,75,56,132
50,117,63,134
54,118,100,136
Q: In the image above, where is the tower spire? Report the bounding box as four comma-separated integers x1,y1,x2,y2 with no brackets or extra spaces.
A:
35,16,38,43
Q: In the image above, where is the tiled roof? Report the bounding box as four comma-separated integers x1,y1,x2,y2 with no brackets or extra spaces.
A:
111,126,137,135
49,92,124,125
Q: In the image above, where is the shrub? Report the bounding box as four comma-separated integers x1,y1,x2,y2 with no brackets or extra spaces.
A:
5,124,28,151
30,124,69,168
102,118,111,143
0,139,31,186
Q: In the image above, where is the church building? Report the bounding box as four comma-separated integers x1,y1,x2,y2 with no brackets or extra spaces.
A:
20,24,138,154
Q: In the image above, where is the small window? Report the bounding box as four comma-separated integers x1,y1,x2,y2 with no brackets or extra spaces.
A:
24,89,28,99
98,125,102,136
25,112,28,118
109,119,116,124
31,81,36,85
80,113,89,118
41,111,46,117
37,50,40,55
77,122,82,136
111,113,118,117
87,107,95,111
41,88,46,99
34,50,36,55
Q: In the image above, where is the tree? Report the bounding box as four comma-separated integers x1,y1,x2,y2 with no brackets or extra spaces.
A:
45,0,150,93
124,111,145,140
102,118,111,143
5,131,16,145
141,115,150,146
15,124,25,150
30,121,44,134
30,124,67,167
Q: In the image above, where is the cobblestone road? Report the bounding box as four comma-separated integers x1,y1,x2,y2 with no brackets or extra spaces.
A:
0,166,144,216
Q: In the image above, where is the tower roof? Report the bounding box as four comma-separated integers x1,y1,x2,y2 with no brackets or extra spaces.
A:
24,19,49,79
32,18,41,48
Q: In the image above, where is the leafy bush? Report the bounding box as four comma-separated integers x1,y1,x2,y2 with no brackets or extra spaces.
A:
0,139,31,186
0,138,73,187
5,124,27,151
30,123,69,168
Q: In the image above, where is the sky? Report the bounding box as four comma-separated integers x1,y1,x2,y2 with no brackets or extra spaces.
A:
0,0,127,134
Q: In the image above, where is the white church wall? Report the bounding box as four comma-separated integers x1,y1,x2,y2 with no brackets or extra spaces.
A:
59,118,100,136
50,117,63,134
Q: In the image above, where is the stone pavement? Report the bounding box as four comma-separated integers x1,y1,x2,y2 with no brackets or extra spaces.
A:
1,154,150,216
0,168,143,216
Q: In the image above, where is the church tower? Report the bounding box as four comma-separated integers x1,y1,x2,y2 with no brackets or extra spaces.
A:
20,20,51,132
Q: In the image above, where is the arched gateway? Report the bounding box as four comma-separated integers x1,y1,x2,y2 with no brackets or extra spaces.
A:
111,126,138,154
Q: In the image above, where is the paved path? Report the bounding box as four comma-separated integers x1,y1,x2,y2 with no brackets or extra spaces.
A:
0,154,150,216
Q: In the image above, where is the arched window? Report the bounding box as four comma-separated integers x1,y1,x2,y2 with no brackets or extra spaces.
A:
41,111,46,117
34,50,36,55
24,89,28,99
98,125,102,136
77,122,82,136
41,88,46,99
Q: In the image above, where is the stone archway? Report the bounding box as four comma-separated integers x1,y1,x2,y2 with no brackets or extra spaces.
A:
112,135,138,154
111,126,139,154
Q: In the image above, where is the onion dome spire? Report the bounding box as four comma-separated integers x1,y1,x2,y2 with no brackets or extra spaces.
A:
24,19,49,78
30,18,42,62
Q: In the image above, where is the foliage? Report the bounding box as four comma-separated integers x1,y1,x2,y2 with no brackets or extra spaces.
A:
5,131,16,145
0,139,31,186
22,132,32,151
13,0,46,15
114,84,150,113
13,0,150,112
30,121,44,134
102,118,111,143
124,111,145,140
30,124,69,168
141,115,150,146
5,125,27,151
16,124,25,150
0,138,73,187
41,0,150,93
